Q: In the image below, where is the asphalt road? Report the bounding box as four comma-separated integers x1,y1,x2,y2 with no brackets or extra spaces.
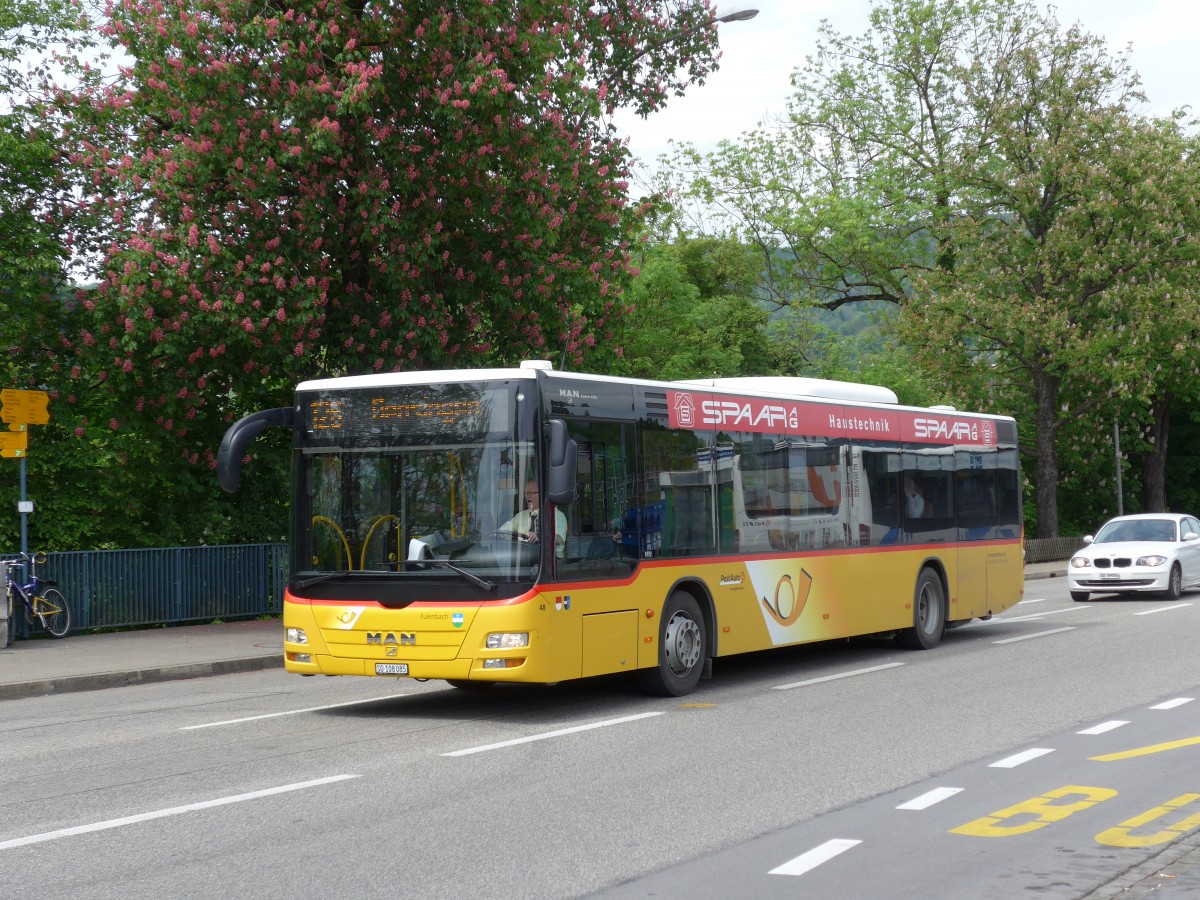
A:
1,575,1197,899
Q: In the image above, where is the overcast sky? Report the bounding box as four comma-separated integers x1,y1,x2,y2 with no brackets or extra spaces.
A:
611,0,1200,173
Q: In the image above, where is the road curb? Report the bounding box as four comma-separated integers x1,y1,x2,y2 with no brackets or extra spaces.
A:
0,654,283,701
1081,828,1200,898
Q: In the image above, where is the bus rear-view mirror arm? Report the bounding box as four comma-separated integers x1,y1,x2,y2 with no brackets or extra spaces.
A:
217,407,295,493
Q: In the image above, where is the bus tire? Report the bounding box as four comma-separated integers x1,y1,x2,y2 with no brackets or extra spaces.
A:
897,567,945,650
638,591,706,697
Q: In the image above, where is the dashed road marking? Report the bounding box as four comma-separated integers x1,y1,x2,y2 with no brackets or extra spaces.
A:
990,748,1055,768
0,775,358,850
773,662,904,691
442,712,663,757
1134,603,1194,616
993,626,1076,644
183,695,404,730
769,838,862,876
1152,698,1194,710
897,787,963,810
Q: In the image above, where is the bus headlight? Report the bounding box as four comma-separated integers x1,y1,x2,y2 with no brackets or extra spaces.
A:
286,627,308,644
486,632,529,649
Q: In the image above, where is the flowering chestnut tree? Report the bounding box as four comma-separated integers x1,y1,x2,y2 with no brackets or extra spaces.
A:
59,0,723,471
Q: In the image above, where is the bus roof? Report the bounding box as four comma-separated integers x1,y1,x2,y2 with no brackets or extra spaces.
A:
677,376,898,405
296,362,1009,424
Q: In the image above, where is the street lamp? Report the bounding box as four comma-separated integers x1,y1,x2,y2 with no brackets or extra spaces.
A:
715,8,759,24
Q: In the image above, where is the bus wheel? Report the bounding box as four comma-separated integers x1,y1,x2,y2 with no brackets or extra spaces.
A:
897,568,945,650
638,591,706,697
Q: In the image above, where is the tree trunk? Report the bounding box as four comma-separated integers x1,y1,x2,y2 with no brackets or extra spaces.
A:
1139,392,1172,512
1033,370,1060,538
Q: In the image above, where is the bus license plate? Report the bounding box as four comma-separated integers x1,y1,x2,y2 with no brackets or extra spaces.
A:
375,663,409,675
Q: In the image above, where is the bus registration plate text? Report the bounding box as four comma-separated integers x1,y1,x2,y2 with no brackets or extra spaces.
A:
375,663,409,675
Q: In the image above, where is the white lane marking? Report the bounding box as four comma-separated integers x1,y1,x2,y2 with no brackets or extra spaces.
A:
773,662,904,691
1152,698,1194,710
993,627,1076,644
1134,603,1194,616
0,775,358,850
442,712,663,757
182,695,405,730
770,838,862,876
1078,721,1129,735
1001,606,1086,623
897,787,963,810
991,748,1054,768
964,607,1084,628
1017,598,1046,604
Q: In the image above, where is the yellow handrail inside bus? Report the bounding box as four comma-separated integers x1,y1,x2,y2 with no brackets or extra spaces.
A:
312,516,353,570
360,514,400,570
448,452,468,537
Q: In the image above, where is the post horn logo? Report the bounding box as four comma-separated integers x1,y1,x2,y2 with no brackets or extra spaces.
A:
762,569,813,626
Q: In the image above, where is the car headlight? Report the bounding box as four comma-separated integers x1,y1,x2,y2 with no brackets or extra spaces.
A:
1136,556,1168,567
286,627,308,644
486,632,529,649
1069,557,1091,568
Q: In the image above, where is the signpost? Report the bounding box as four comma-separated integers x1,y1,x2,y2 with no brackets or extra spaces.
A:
0,389,51,564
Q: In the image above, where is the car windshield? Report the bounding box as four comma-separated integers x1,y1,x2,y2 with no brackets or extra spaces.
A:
1094,519,1177,543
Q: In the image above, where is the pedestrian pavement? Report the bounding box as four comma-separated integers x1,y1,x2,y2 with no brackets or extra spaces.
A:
0,560,1068,701
0,618,282,701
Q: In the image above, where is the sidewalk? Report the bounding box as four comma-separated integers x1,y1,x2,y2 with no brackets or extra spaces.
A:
0,618,282,701
0,561,1067,701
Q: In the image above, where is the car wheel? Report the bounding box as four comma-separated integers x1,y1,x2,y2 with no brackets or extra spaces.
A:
1070,590,1089,602
1164,564,1182,601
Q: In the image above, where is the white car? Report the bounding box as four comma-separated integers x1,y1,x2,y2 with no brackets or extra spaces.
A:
1067,513,1200,602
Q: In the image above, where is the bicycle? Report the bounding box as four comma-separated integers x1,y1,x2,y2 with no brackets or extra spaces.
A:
3,551,70,641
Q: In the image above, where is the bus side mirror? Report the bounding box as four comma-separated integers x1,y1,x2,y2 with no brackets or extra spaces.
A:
217,407,294,493
545,418,577,506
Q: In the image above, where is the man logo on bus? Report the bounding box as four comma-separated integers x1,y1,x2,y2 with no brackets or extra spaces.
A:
674,392,696,427
761,570,813,627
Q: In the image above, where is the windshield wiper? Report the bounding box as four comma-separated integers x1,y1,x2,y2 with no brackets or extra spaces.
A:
420,560,496,591
293,570,355,589
297,562,495,592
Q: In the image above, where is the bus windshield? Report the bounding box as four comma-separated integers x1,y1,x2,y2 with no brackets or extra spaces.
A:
293,380,542,581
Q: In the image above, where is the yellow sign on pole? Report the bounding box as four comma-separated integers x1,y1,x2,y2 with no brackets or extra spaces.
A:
0,430,29,455
0,389,50,426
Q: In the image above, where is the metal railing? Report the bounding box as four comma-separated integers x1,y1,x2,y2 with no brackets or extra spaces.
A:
1024,536,1086,564
5,543,287,635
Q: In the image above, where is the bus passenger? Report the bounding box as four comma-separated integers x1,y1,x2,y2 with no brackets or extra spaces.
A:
904,476,925,519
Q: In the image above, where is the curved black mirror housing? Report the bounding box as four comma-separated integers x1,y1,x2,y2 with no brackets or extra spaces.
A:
545,418,576,506
217,407,294,493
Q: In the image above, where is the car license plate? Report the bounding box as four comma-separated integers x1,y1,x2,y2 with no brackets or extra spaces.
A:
375,663,409,675
1101,573,1120,579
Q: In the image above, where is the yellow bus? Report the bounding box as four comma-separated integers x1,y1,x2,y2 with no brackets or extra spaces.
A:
218,361,1023,696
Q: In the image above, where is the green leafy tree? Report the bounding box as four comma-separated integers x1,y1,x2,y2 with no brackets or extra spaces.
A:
660,0,1200,537
607,236,772,380
55,0,725,464
12,1,730,547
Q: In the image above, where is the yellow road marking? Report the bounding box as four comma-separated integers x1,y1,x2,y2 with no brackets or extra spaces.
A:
1091,736,1200,761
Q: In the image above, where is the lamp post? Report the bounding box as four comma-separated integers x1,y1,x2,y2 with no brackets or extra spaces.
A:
715,8,759,24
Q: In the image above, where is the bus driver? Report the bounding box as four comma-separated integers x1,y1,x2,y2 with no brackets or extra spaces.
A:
500,481,567,557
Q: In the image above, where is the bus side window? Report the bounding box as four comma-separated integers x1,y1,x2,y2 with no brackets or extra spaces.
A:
558,420,635,577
